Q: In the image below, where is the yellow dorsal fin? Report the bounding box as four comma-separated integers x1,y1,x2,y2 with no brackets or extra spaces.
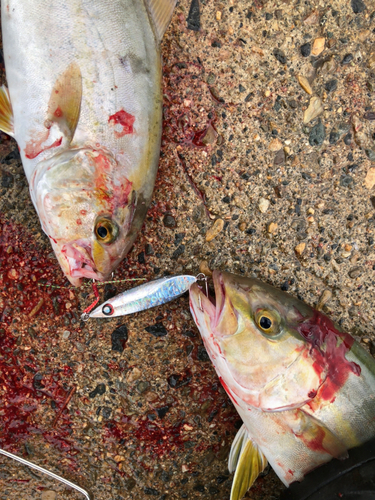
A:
229,426,267,500
0,85,14,137
144,0,177,41
47,62,82,141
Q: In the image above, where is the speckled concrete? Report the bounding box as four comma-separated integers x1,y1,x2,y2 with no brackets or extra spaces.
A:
0,0,375,499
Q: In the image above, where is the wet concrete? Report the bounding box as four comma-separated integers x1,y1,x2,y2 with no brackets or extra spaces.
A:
1,0,375,499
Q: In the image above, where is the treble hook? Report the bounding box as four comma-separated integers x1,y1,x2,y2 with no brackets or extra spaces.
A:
195,273,209,298
80,280,100,321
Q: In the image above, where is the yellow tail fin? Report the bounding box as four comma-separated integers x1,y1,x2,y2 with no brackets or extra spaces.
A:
0,85,14,137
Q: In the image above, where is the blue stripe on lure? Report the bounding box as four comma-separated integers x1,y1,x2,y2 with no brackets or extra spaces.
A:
88,275,201,319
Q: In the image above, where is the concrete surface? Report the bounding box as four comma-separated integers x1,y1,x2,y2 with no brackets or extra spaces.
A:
0,0,375,499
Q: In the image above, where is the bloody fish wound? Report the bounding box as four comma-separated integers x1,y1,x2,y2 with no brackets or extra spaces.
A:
0,0,176,286
189,271,375,500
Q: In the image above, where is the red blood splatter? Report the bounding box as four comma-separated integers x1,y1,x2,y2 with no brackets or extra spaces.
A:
219,377,238,406
105,416,186,460
190,121,217,148
295,425,328,454
25,132,62,160
91,151,133,208
53,107,63,118
104,371,236,461
298,310,361,403
189,298,200,327
0,217,79,459
108,109,135,138
24,130,49,158
178,153,212,219
312,359,325,380
48,234,57,244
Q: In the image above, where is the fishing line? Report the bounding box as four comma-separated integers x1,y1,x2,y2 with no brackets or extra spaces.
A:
0,448,92,500
37,277,147,290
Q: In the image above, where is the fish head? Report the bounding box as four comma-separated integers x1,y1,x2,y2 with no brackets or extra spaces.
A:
31,148,142,286
190,271,344,411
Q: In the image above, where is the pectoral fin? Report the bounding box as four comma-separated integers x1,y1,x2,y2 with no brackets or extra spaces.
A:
145,0,177,41
0,85,14,137
228,423,247,474
229,424,267,500
47,62,82,141
294,409,348,460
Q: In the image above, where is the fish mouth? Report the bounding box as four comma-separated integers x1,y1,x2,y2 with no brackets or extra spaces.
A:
190,271,227,327
61,241,105,283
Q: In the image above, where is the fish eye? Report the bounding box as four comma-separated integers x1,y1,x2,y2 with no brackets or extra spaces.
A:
95,217,119,244
97,226,108,238
255,310,280,336
102,304,114,316
259,316,272,330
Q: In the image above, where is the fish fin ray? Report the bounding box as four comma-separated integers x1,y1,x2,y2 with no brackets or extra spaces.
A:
0,85,14,137
228,423,247,474
47,62,82,141
144,0,177,41
295,409,348,460
230,437,267,500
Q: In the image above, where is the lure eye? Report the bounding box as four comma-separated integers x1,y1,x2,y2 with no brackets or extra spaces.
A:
95,217,119,244
102,304,114,316
255,310,280,336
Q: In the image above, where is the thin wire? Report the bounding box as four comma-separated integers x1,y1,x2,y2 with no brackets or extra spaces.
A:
0,448,92,499
37,278,146,290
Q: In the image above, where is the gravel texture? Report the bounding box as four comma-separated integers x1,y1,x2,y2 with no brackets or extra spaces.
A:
1,0,375,499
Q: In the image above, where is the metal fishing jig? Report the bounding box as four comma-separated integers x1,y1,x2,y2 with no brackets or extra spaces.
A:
86,274,207,319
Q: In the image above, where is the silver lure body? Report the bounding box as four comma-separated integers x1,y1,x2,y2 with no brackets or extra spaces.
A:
89,275,197,318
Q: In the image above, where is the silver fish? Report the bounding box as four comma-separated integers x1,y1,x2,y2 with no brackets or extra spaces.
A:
88,275,199,319
0,0,176,286
189,271,375,500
